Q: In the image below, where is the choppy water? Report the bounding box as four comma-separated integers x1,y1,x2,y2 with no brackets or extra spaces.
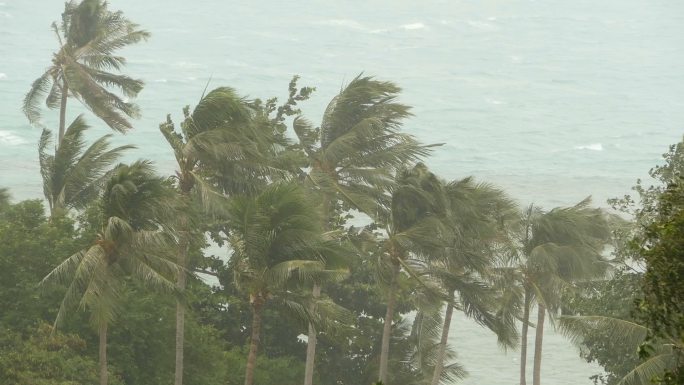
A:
1,0,683,383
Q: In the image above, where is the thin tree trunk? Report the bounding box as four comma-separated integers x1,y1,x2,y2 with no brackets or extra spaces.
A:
520,288,531,385
303,283,321,385
58,82,68,148
244,299,264,385
303,191,332,385
379,263,399,384
431,293,455,385
174,231,188,385
99,321,108,385
532,304,546,385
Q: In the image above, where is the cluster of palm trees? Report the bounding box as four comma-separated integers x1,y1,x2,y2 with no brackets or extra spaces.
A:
24,2,617,385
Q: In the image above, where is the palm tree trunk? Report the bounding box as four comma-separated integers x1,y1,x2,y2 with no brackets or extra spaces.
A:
520,288,531,385
58,82,68,147
532,304,546,385
99,321,108,385
244,298,264,385
174,233,187,385
379,263,399,384
431,293,455,385
303,283,321,385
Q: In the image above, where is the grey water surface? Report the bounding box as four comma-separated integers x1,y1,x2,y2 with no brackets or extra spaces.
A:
1,0,683,383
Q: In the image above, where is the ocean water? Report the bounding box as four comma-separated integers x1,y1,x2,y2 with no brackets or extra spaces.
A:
1,0,683,383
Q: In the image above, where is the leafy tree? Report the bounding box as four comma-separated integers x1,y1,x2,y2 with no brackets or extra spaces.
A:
39,115,133,216
42,161,179,385
635,177,684,384
0,324,122,385
23,0,149,145
561,270,643,384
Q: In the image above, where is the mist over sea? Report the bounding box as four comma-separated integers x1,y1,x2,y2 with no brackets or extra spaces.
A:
1,0,683,383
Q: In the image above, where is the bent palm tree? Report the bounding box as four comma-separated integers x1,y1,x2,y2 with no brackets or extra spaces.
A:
23,0,149,145
429,178,520,385
225,182,348,385
39,114,133,216
42,160,179,385
292,75,432,385
160,86,264,385
515,198,611,385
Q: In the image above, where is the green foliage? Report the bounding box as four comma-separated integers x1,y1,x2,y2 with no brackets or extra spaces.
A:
0,200,86,330
0,324,122,385
220,346,306,385
562,270,644,384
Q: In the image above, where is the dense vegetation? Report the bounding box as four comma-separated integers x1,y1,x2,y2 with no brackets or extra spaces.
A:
1,1,682,384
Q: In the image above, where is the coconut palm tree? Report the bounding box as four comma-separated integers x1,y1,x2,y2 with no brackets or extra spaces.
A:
225,182,348,385
38,114,133,216
515,198,611,385
292,74,432,385
374,163,452,384
23,0,149,146
429,178,520,385
160,86,274,385
42,160,179,385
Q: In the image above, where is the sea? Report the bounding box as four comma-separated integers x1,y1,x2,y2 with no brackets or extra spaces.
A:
1,0,683,384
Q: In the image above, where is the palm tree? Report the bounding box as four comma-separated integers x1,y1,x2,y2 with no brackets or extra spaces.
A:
23,0,149,146
429,178,520,385
38,114,133,216
515,198,611,385
42,160,179,385
225,182,347,385
375,163,451,384
292,74,432,385
160,86,262,385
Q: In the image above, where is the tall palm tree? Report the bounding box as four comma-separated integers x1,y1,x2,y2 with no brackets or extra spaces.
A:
42,160,179,385
515,198,611,385
23,0,149,146
160,86,263,385
225,182,347,385
376,163,451,384
292,74,432,385
39,114,133,216
429,178,520,385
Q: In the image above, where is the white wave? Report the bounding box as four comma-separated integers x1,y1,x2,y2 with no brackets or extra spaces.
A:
153,78,168,83
0,131,26,146
0,11,11,18
0,73,6,80
574,143,603,151
317,19,366,31
466,20,497,30
402,22,426,30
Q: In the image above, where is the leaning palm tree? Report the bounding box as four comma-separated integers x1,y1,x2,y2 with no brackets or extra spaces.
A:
160,86,267,385
375,163,452,384
515,198,611,385
429,177,520,385
42,160,179,385
23,0,149,146
225,182,348,385
39,114,133,216
292,74,432,385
